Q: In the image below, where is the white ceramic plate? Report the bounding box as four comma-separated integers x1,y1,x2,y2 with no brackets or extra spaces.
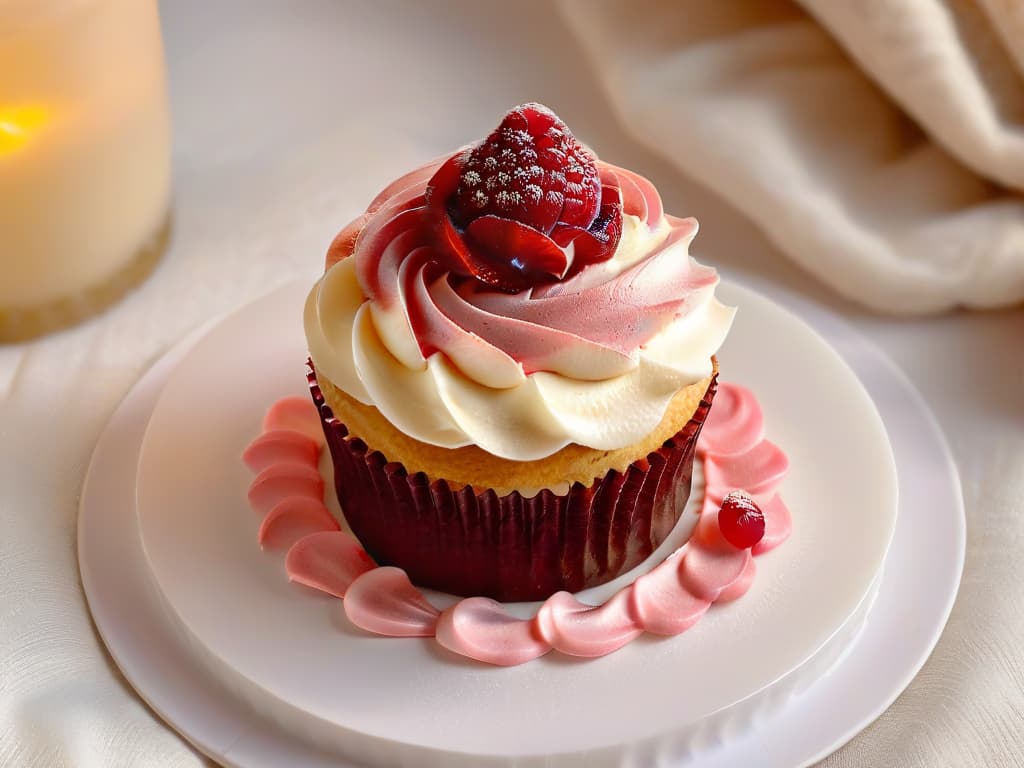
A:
79,278,962,767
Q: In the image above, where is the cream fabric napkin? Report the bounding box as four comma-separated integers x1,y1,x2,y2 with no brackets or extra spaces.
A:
559,0,1024,314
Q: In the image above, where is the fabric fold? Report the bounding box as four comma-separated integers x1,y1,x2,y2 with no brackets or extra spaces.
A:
559,0,1024,314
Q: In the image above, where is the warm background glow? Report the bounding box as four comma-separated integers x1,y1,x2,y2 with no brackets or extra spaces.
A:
0,105,47,154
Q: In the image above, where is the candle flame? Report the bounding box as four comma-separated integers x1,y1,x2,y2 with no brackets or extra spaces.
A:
0,106,48,155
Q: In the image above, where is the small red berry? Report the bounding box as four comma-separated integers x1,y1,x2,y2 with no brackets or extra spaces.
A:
717,491,766,550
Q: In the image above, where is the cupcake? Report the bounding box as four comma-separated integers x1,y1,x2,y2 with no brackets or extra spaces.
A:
305,104,734,601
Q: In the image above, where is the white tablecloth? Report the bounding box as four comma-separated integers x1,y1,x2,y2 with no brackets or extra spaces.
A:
2,1,1022,766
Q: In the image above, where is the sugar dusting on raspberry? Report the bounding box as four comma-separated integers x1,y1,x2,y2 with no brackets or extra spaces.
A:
451,103,601,234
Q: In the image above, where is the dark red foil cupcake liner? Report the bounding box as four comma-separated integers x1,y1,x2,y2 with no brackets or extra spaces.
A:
308,362,717,602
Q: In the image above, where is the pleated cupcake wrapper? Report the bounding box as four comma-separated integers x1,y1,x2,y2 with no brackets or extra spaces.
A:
308,361,717,602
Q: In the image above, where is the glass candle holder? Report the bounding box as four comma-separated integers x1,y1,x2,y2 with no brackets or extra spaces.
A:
0,0,171,342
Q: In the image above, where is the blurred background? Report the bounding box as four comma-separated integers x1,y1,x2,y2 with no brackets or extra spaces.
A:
1,1,1022,766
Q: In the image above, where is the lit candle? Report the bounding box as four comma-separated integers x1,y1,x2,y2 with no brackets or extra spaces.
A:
0,0,171,342
0,106,48,154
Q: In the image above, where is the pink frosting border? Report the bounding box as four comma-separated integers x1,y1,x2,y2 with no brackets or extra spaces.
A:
242,383,791,666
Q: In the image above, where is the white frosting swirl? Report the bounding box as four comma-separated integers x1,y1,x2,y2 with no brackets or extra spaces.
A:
306,207,734,461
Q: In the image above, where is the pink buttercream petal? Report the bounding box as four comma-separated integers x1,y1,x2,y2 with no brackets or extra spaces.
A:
285,531,375,598
692,497,734,553
680,544,752,602
753,494,793,556
367,157,444,213
703,440,788,504
435,597,551,666
533,589,642,657
247,462,324,513
692,499,724,548
263,396,325,445
716,557,757,602
259,497,339,550
243,429,320,473
612,167,647,224
698,383,764,457
344,567,440,637
355,200,427,305
631,554,711,635
609,165,663,226
325,212,369,269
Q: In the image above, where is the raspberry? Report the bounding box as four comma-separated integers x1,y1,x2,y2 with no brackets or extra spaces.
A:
450,103,601,234
425,104,623,292
717,491,766,550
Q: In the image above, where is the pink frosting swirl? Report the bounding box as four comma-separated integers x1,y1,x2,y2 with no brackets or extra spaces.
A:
330,157,717,382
